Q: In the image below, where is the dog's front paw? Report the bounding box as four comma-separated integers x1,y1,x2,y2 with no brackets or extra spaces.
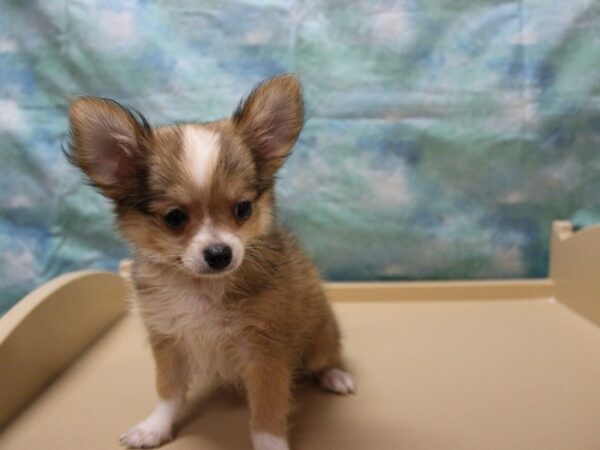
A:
319,368,355,395
119,420,172,449
251,432,290,450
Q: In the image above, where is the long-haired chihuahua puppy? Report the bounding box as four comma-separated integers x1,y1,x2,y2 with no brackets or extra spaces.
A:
67,74,354,450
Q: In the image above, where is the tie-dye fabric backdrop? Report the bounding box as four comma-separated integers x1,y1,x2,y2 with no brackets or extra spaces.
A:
1,0,599,313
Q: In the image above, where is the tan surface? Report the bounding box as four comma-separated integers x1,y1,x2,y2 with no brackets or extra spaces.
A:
2,299,600,450
2,220,600,449
551,221,600,327
0,271,128,428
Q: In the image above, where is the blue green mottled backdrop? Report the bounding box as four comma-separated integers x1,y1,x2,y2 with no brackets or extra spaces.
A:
1,0,599,313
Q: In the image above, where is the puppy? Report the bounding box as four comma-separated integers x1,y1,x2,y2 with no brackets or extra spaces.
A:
67,74,354,450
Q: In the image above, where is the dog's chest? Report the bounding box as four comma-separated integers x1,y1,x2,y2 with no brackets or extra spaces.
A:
136,279,241,382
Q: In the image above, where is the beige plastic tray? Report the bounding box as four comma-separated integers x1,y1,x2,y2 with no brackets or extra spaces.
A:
1,221,600,450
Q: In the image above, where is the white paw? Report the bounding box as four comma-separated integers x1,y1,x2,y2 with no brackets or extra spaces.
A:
120,397,182,448
251,432,289,450
119,420,172,449
319,368,355,395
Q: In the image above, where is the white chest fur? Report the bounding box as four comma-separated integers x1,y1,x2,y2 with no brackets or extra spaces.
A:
133,276,242,383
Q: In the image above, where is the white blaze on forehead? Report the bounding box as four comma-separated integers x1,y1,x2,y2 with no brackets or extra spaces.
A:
182,125,221,188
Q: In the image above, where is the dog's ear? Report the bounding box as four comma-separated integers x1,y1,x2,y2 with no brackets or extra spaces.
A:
67,97,151,201
232,74,304,178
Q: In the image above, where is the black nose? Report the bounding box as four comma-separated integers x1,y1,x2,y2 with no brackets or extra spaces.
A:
203,244,232,271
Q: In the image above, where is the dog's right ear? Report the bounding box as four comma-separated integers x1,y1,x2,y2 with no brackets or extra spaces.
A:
67,97,151,201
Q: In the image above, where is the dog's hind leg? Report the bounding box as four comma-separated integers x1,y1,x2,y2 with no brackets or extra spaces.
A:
304,314,355,395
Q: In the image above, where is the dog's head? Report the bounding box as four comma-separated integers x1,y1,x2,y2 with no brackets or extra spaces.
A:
67,74,303,277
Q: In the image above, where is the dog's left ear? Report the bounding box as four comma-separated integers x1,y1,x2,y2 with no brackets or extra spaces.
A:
232,74,304,178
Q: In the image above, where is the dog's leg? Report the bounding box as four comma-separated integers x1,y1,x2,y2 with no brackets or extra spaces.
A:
305,315,355,395
245,358,291,450
120,337,188,449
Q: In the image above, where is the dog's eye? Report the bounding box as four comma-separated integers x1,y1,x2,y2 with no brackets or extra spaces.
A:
163,208,187,228
234,201,252,220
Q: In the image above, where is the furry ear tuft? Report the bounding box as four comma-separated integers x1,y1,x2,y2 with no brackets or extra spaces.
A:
67,97,151,200
232,74,304,178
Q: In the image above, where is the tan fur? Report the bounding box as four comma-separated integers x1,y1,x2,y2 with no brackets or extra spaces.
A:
245,357,291,436
149,335,187,400
67,74,351,450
